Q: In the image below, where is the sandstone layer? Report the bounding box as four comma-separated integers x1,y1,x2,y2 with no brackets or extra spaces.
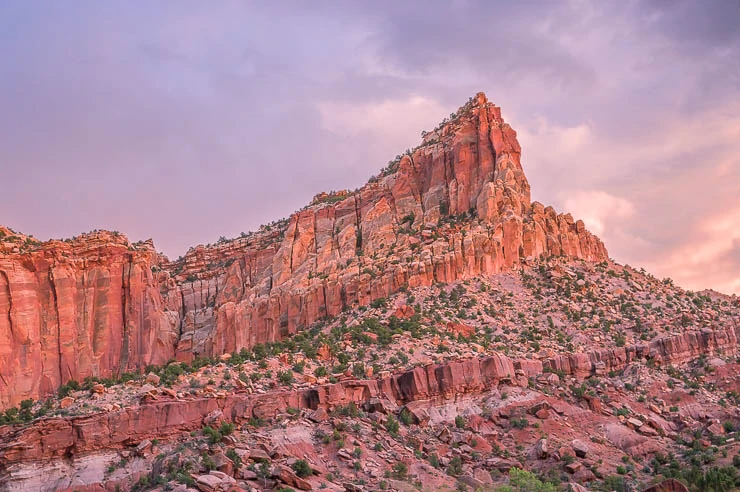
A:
0,93,607,407
1,322,735,468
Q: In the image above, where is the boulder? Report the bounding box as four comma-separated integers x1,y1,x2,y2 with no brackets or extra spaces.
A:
59,397,75,409
196,474,222,492
571,440,589,458
533,439,549,459
642,479,690,492
212,451,235,476
272,464,312,490
308,407,329,422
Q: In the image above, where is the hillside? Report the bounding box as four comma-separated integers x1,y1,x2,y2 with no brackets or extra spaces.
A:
0,93,605,408
1,94,738,492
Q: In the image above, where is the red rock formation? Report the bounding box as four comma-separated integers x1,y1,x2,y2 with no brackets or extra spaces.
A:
446,322,476,338
1,324,736,469
0,231,179,408
0,93,608,407
642,479,690,492
541,325,740,378
160,92,606,363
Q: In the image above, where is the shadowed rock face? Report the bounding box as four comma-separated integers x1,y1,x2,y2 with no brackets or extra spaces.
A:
0,93,607,407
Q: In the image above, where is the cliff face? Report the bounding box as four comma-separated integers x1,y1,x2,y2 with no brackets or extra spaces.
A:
162,93,606,361
0,231,180,408
0,93,607,407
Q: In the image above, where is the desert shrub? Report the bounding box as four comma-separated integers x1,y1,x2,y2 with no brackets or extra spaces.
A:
447,456,463,477
278,370,294,385
202,426,222,445
499,468,556,492
225,448,241,468
219,421,234,436
57,380,81,398
292,459,312,478
400,408,414,425
392,462,408,479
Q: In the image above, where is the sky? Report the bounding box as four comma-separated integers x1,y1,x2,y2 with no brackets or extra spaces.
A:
1,1,739,294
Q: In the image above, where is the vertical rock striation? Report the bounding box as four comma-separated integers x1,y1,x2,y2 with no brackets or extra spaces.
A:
0,232,179,408
0,94,607,406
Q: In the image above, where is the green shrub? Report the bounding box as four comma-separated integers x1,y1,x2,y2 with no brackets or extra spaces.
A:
400,408,414,425
447,456,463,477
219,421,235,436
291,459,312,478
352,363,365,378
201,453,216,471
58,380,81,398
392,462,408,479
334,402,359,417
225,448,241,468
278,370,294,385
202,426,222,445
505,468,556,492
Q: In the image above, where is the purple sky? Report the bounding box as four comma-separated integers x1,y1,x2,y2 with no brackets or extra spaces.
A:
1,1,739,294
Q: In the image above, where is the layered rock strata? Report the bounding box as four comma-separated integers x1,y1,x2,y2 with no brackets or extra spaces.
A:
1,323,735,469
0,93,607,406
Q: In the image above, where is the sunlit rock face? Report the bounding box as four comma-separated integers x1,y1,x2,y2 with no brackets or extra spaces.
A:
0,93,607,406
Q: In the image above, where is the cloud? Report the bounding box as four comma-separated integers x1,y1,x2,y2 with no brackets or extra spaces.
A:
0,1,739,295
651,206,740,293
317,95,447,153
511,94,740,294
562,191,635,237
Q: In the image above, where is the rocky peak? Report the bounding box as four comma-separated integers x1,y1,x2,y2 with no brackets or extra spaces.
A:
0,94,607,407
1,94,736,492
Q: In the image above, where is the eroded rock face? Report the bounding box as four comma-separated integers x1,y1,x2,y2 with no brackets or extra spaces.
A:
1,323,736,468
643,479,690,492
0,93,607,406
0,232,179,408
160,93,605,363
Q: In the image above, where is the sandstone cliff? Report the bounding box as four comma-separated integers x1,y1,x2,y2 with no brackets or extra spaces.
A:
0,231,180,408
0,93,607,407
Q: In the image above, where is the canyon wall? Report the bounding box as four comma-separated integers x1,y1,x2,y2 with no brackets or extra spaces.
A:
0,93,607,407
0,232,179,408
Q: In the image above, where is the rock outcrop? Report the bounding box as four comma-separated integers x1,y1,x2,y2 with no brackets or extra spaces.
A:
1,323,736,469
642,479,690,492
0,231,179,408
0,93,607,407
